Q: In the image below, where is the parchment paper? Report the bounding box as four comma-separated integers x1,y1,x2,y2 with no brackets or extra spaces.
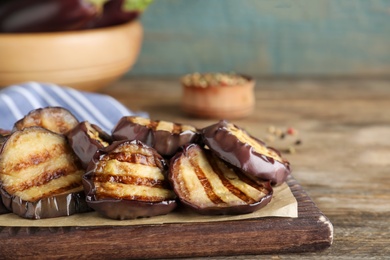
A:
0,182,297,227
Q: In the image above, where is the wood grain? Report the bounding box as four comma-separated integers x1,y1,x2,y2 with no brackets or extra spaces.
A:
102,77,390,259
0,177,332,259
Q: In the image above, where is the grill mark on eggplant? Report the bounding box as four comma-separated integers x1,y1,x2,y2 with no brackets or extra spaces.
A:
92,174,167,189
149,120,160,131
103,152,158,168
188,155,225,205
6,166,81,194
96,191,166,202
171,123,183,134
151,120,185,134
206,153,257,204
170,161,191,201
26,182,82,202
129,117,196,136
233,169,270,193
6,143,67,173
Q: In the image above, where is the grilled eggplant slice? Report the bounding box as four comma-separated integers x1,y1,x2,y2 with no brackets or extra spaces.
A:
169,143,273,215
112,116,200,157
202,120,291,185
83,139,177,220
67,121,112,169
13,106,79,135
0,127,89,219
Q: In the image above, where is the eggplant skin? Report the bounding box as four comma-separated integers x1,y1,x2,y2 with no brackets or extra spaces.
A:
0,126,88,219
111,116,200,157
0,0,97,33
67,121,112,169
82,180,177,220
84,139,177,220
0,199,10,215
89,0,140,29
202,120,291,186
169,143,273,215
0,187,90,219
0,132,9,150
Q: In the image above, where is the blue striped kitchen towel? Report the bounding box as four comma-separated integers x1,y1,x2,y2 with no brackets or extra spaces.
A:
0,82,148,133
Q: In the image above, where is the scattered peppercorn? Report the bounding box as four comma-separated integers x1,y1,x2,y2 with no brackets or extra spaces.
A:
264,126,302,154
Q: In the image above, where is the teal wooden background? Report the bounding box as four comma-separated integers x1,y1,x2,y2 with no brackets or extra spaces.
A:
129,0,390,77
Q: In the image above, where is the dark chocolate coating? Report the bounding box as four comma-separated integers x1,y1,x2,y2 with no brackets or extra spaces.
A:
67,121,112,169
202,120,291,185
169,143,273,215
111,116,200,157
0,187,90,219
84,139,177,220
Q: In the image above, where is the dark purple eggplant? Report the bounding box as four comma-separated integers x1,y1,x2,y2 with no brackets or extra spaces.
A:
88,0,140,28
169,143,273,215
0,188,90,219
67,121,112,169
83,139,177,220
0,0,99,33
0,188,10,214
0,0,153,33
202,120,291,186
112,116,200,158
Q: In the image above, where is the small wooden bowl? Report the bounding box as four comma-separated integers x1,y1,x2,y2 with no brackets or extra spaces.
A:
0,20,142,91
181,73,255,119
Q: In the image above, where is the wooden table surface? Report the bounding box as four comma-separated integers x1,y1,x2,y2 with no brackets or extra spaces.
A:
100,77,390,259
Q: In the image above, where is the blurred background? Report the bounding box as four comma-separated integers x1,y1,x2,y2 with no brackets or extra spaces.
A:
130,0,390,77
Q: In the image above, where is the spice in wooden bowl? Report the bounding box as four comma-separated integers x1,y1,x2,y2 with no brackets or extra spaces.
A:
181,72,255,119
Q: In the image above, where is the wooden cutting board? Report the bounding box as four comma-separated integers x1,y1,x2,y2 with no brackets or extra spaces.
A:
0,176,333,259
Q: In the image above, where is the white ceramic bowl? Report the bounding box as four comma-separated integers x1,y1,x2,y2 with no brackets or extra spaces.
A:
0,20,142,91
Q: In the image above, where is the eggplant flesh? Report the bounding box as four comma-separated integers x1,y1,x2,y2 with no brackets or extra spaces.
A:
0,127,88,219
84,139,177,220
169,143,273,215
13,106,79,135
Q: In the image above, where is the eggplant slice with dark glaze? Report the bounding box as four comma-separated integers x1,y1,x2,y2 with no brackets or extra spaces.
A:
67,121,112,169
202,120,291,185
0,127,89,219
83,139,177,220
169,143,273,215
111,116,200,157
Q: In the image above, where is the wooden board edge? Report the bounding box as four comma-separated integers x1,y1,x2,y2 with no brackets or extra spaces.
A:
0,176,333,259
